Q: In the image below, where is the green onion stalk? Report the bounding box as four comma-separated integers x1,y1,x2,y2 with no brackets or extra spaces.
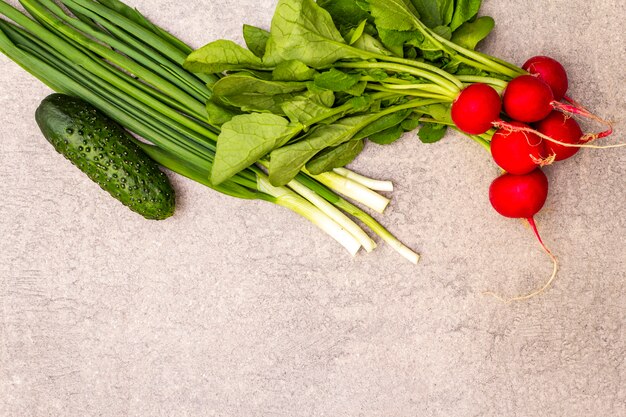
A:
0,0,419,262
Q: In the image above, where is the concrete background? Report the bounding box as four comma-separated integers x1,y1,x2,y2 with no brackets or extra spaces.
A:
1,0,624,416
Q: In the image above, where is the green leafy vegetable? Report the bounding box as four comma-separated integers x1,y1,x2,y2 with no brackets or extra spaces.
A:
306,139,364,174
451,16,494,50
450,0,482,31
418,122,447,143
369,124,406,145
263,0,361,67
272,60,317,81
243,24,270,58
314,68,361,92
211,74,307,114
269,115,372,186
184,39,267,73
212,114,301,185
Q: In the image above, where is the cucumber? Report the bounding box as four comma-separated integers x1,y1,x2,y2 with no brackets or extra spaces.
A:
35,94,175,220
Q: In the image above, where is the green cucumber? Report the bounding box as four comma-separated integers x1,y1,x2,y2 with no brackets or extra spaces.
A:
35,94,175,220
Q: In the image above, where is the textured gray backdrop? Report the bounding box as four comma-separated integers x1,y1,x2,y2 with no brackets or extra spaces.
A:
1,0,625,416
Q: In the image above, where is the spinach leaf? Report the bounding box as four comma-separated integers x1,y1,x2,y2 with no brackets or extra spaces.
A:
269,114,372,186
243,24,270,58
317,0,373,33
451,16,494,50
272,60,317,81
347,19,368,45
378,28,424,57
353,109,412,140
408,0,454,28
184,40,268,73
212,74,307,114
450,0,482,31
263,0,361,68
212,114,302,185
281,92,334,124
306,139,364,174
369,124,406,145
314,68,361,92
366,0,420,32
401,114,423,131
205,100,241,127
418,122,447,143
343,81,368,97
352,33,392,55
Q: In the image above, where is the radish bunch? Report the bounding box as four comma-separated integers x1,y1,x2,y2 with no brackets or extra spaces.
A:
451,56,616,302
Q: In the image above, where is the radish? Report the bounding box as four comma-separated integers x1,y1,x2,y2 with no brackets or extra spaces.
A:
490,122,547,175
489,169,549,219
534,110,583,161
522,56,568,101
502,75,554,123
451,83,502,135
486,169,558,303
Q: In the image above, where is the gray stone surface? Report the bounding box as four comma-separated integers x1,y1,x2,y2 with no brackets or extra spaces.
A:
0,0,624,416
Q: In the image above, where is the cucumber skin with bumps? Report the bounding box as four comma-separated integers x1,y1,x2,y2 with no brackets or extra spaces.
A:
35,94,175,220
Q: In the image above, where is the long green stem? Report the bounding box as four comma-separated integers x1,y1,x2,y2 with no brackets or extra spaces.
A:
456,75,508,89
39,0,210,102
337,61,460,96
20,0,207,117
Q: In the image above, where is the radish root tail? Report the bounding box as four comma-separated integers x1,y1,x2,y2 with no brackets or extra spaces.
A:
494,121,625,150
483,217,559,304
552,100,615,143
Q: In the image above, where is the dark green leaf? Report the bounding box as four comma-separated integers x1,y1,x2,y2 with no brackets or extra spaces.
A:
272,60,317,81
205,100,241,126
347,19,368,45
344,81,367,96
408,0,454,28
352,33,392,55
212,114,301,185
263,0,361,68
212,74,307,114
451,16,494,50
314,68,361,92
243,24,270,58
269,114,372,186
318,0,373,31
378,28,423,57
354,109,412,140
369,124,406,145
423,103,453,123
185,40,267,73
401,114,422,131
366,0,420,31
348,95,375,112
306,139,364,174
418,122,447,143
281,92,333,124
450,0,482,31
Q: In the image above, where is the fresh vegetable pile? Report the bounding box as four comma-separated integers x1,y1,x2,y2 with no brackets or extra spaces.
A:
0,0,420,263
0,0,621,300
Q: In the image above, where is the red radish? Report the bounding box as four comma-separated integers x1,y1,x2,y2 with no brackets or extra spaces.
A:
451,83,502,135
534,110,583,161
489,169,549,219
491,122,547,175
487,169,558,303
503,75,554,122
522,56,569,101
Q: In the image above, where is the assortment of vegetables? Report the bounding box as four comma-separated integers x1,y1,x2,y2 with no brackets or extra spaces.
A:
1,0,621,300
0,0,419,262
